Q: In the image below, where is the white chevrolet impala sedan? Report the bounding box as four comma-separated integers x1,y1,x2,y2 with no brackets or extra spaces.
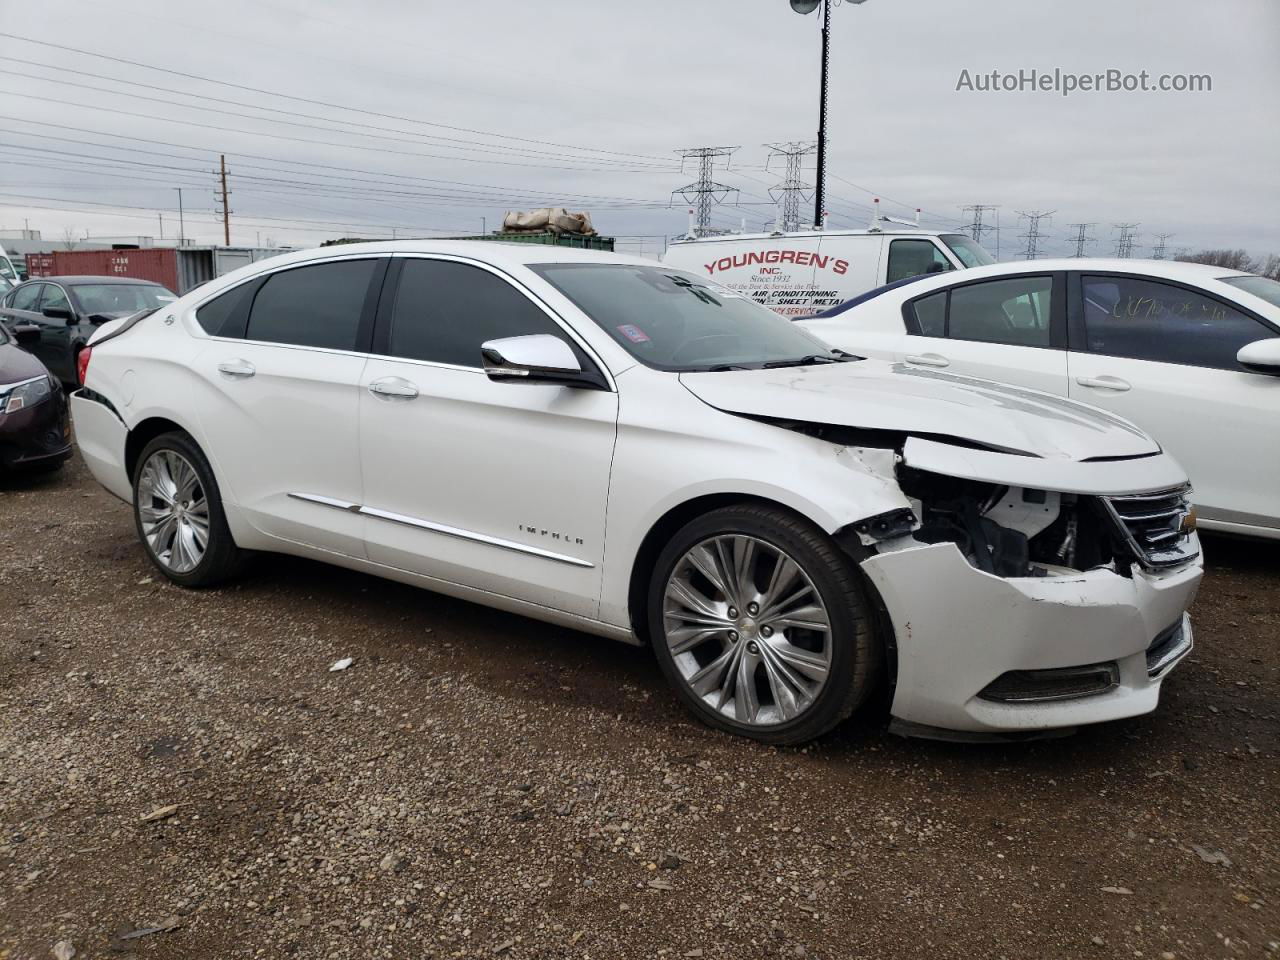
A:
73,242,1202,743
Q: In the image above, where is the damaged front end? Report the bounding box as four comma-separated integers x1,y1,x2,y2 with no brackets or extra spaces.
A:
804,425,1203,737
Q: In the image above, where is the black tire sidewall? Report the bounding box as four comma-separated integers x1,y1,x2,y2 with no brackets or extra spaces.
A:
131,431,238,587
647,505,872,744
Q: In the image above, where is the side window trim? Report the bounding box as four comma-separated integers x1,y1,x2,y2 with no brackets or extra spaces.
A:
372,253,615,390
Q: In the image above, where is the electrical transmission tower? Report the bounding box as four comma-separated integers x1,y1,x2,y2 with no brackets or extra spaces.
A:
1113,223,1140,259
1065,223,1096,258
1151,233,1174,259
672,146,740,237
764,141,816,233
961,205,999,249
1016,210,1055,260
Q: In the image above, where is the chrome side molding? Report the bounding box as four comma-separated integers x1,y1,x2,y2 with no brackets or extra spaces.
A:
287,493,594,568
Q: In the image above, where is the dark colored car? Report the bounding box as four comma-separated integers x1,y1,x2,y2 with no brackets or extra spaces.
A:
0,321,71,474
0,276,177,386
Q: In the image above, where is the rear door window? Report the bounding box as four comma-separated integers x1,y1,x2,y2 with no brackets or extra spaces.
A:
244,259,378,351
886,239,952,284
1081,274,1276,370
907,290,947,336
196,282,258,338
948,276,1053,346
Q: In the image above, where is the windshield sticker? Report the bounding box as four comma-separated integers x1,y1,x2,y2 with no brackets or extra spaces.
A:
617,324,651,343
155,295,177,302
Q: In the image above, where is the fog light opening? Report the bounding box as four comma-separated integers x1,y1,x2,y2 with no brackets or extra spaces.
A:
978,663,1120,703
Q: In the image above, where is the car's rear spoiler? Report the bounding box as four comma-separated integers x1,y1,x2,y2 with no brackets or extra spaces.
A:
86,308,158,347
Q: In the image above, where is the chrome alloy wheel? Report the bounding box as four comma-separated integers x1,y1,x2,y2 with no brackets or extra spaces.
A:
663,535,832,726
136,450,210,573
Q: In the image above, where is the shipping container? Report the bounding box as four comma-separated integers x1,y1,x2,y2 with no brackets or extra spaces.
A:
24,246,291,294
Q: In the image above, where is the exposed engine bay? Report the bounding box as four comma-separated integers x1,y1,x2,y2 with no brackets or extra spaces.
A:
894,467,1122,577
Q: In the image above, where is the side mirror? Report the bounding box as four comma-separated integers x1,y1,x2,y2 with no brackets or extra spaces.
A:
1236,338,1280,375
480,334,606,389
42,306,74,322
13,324,40,346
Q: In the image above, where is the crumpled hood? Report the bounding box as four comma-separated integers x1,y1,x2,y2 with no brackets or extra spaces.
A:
679,360,1158,461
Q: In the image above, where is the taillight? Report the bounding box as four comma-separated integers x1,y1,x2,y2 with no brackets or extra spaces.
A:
76,346,92,386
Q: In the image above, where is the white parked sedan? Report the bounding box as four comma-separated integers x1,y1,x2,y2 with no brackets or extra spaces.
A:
800,259,1280,540
73,242,1201,743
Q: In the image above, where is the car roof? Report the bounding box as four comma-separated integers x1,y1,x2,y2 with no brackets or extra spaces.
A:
231,239,665,272
914,257,1253,282
26,276,167,286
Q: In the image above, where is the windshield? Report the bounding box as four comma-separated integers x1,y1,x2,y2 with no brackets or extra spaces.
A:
73,283,176,318
940,234,996,268
530,264,847,371
0,258,17,283
1220,275,1280,310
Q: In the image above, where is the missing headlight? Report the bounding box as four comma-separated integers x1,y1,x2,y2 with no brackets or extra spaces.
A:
895,467,1124,576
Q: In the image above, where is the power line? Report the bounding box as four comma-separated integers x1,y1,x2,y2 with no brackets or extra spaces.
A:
0,66,673,171
764,141,816,232
0,32,676,165
1064,222,1096,258
1,89,674,174
1016,210,1055,260
672,146,740,237
1113,222,1141,258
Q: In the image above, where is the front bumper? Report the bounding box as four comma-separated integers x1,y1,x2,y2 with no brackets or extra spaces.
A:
860,539,1202,734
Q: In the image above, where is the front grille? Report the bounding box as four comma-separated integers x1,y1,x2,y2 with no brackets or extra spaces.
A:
978,662,1120,703
1101,486,1199,569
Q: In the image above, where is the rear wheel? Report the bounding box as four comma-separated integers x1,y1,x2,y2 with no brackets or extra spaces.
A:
649,504,880,745
132,431,244,587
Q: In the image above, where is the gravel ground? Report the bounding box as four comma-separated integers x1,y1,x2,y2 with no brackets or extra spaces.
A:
1,453,1276,960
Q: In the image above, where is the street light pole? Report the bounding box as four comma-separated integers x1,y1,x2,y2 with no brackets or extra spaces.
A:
790,0,866,229
814,0,831,229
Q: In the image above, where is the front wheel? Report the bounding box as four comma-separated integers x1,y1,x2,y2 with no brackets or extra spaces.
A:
649,504,881,745
132,431,245,587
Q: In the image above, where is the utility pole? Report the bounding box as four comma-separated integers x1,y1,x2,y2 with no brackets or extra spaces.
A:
158,211,164,241
216,154,232,246
1065,223,1096,258
1016,211,1055,260
174,188,185,247
961,204,999,249
1151,232,1174,259
1113,222,1140,258
764,141,816,233
672,146,740,238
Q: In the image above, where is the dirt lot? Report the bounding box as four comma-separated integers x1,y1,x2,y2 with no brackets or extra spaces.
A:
1,454,1276,960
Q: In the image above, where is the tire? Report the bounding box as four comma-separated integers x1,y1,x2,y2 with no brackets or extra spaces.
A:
648,504,880,745
131,431,245,587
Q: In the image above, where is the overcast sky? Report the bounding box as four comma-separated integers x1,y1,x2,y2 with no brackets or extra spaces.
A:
1,0,1276,261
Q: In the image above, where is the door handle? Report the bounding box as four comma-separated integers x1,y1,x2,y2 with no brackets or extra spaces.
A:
217,359,256,380
904,353,950,368
1075,375,1131,392
368,376,419,400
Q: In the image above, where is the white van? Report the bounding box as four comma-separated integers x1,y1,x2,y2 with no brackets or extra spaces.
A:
661,227,994,317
